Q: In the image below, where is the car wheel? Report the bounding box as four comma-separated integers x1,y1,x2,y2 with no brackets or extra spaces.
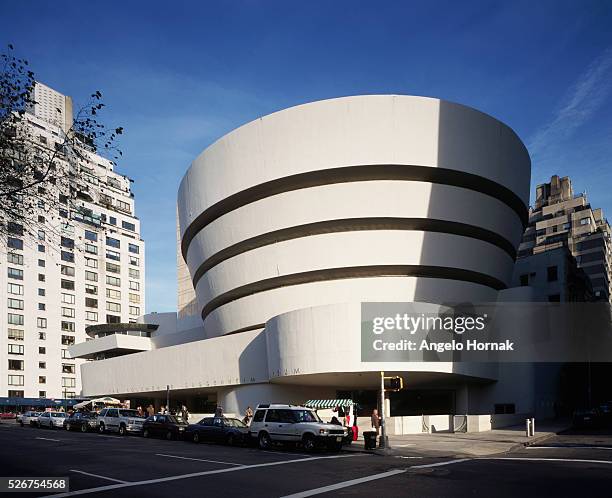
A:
99,423,106,434
192,432,200,443
258,431,271,450
166,430,173,440
81,424,88,433
302,434,316,452
66,423,71,431
119,425,127,436
143,428,150,438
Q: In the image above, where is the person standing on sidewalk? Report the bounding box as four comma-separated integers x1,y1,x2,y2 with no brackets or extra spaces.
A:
371,408,381,435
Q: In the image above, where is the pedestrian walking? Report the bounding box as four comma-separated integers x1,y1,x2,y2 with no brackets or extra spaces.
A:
243,406,253,425
181,405,190,423
214,406,224,418
146,404,154,417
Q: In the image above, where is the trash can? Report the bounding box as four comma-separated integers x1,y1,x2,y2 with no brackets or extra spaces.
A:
363,431,377,450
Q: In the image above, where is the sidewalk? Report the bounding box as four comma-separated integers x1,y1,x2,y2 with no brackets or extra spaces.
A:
346,419,571,458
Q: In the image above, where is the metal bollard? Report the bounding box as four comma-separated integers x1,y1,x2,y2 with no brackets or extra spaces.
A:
525,418,531,437
531,418,535,436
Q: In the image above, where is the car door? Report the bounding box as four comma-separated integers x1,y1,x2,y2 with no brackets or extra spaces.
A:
263,409,287,441
154,415,166,436
197,417,214,441
277,410,299,441
40,412,50,427
106,409,119,432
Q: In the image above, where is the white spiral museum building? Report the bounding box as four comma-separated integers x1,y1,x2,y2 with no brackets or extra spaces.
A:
73,95,541,422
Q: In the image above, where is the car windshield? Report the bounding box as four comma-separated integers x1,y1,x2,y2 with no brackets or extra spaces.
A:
165,416,180,424
225,418,247,428
119,410,141,418
51,413,66,418
291,410,321,423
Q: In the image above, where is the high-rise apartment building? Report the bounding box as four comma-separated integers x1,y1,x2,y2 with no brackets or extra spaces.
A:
1,82,145,400
517,175,611,301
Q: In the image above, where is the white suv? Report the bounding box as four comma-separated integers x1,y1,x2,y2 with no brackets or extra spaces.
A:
250,404,346,451
98,408,145,436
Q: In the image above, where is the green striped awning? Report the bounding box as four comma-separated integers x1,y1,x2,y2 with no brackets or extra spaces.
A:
304,399,354,409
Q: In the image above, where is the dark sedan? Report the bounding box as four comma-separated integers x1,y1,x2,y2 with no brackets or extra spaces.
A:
142,414,189,440
64,412,98,432
186,417,249,445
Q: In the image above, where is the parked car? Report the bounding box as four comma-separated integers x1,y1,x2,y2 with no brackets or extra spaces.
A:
17,411,41,427
0,412,17,420
186,417,249,445
249,404,346,451
142,414,189,440
64,412,99,432
572,408,601,428
37,411,67,429
98,408,145,435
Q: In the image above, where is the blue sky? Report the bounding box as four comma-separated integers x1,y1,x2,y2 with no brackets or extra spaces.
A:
3,0,612,312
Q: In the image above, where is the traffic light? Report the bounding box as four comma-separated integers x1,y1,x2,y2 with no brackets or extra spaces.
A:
384,376,403,391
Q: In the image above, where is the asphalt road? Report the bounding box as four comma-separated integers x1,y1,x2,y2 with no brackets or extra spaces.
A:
1,422,611,497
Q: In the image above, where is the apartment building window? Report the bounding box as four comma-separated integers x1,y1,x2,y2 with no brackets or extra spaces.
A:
106,314,121,324
8,328,24,341
122,221,136,231
7,253,23,265
547,266,558,282
84,230,98,242
117,200,131,213
106,276,120,286
61,321,75,332
129,281,140,291
61,251,75,263
85,258,98,268
61,265,75,276
59,209,68,219
8,344,24,355
38,259,45,267
85,271,98,282
61,335,75,346
8,267,23,280
8,313,24,326
37,318,47,328
8,298,24,310
38,215,45,223
8,283,23,295
9,390,24,397
38,288,45,297
8,375,24,386
106,237,120,248
85,311,98,321
85,243,98,254
61,308,75,318
8,222,24,235
85,297,98,308
38,244,45,253
38,303,46,311
129,306,140,316
106,262,121,274
38,273,45,282
62,349,70,359
7,237,23,250
39,391,46,397
8,359,24,370
85,284,98,295
61,236,75,249
109,216,117,225
129,256,139,266
129,293,140,304
38,346,46,354
106,288,121,299
106,250,120,261
128,243,139,254
61,279,75,290
38,376,46,384
62,377,76,388
106,302,121,312
38,229,45,240
62,364,76,374
580,218,591,226
38,362,46,369
38,332,46,340
61,293,75,304
129,268,140,279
